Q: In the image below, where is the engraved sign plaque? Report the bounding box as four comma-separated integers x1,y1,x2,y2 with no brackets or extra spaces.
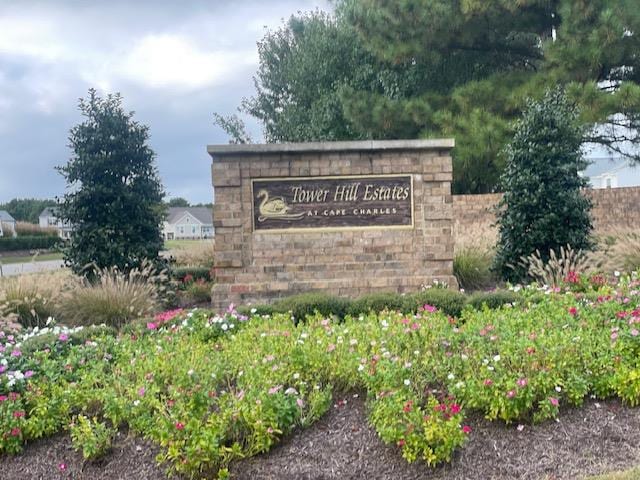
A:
251,174,413,232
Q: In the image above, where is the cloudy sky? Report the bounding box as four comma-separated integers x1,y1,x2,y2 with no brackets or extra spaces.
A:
0,0,331,204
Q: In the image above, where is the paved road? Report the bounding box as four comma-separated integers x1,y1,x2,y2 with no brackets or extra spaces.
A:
0,260,65,277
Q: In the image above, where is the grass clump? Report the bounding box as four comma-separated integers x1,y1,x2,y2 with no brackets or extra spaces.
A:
57,262,167,329
453,247,495,291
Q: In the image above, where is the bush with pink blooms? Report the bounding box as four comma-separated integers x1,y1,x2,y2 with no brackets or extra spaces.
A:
0,273,640,478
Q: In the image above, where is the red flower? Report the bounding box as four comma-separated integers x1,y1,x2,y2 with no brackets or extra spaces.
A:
13,410,25,418
450,404,461,414
10,427,21,436
397,439,406,447
483,379,493,386
403,401,413,413
462,425,472,434
175,422,185,430
568,307,578,316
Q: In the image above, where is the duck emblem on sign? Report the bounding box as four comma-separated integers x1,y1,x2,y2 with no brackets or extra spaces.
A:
256,189,305,223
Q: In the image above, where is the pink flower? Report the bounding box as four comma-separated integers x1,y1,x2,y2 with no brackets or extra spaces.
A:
423,304,437,313
296,398,305,408
11,349,21,357
58,463,66,471
0,365,6,374
526,347,536,354
517,378,528,388
611,332,619,341
13,410,25,418
58,333,69,342
268,385,282,395
137,387,145,397
397,439,406,447
10,427,21,437
24,370,34,378
483,379,493,386
411,322,420,331
175,422,185,430
327,344,336,352
506,390,516,399
462,425,472,434
549,397,559,407
146,322,157,330
632,329,640,337
568,307,577,316
450,404,461,414
0,395,7,402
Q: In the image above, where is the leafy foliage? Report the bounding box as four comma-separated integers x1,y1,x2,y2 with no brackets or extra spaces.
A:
57,89,165,276
1,275,640,476
235,1,640,193
494,89,594,282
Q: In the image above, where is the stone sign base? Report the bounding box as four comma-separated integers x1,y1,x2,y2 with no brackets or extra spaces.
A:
208,140,457,310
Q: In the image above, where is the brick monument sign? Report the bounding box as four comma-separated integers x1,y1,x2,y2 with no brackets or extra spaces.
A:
208,139,457,310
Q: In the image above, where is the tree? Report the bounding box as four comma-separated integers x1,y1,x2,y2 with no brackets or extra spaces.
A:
493,89,593,283
237,1,640,193
167,197,190,208
57,89,165,276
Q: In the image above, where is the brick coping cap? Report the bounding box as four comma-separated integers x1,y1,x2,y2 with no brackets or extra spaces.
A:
207,139,455,157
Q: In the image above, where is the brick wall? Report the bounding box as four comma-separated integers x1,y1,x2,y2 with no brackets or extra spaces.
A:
453,187,640,246
209,140,457,310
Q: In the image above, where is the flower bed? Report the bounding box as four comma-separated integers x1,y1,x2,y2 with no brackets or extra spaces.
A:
1,274,640,478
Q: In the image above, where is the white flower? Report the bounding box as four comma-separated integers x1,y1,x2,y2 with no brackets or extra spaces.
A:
403,379,411,386
614,271,621,277
221,324,228,331
349,339,357,346
461,354,468,361
404,362,412,369
414,350,420,356
455,381,464,389
447,373,455,380
487,366,495,371
250,308,257,314
555,386,562,392
284,387,298,395
187,369,194,376
493,355,501,362
238,371,244,377
133,400,140,407
293,373,300,380
229,324,235,329
357,365,365,372
482,358,489,365
300,333,308,339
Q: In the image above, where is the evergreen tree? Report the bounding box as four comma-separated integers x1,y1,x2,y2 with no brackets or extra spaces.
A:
493,89,593,283
237,0,640,193
57,89,165,276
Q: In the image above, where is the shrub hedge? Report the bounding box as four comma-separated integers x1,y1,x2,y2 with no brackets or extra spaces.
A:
171,266,212,283
0,236,60,252
238,288,518,321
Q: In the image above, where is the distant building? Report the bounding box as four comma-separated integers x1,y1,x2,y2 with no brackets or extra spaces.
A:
0,210,16,237
583,156,640,189
163,207,214,240
38,207,73,239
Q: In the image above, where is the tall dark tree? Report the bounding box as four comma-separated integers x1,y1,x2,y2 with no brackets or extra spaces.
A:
236,0,640,193
58,89,165,275
493,89,593,282
167,197,190,208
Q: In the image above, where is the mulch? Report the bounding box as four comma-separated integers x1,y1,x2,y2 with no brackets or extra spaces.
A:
3,396,640,480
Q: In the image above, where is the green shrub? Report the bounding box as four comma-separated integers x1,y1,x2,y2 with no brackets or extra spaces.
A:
183,280,212,304
273,292,351,322
236,304,276,317
70,414,115,460
453,247,495,291
404,289,467,317
347,292,408,316
0,235,59,252
466,290,521,311
57,262,166,329
494,89,593,282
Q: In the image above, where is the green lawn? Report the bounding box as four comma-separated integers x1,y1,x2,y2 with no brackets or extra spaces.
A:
585,468,640,480
164,239,212,250
0,252,63,264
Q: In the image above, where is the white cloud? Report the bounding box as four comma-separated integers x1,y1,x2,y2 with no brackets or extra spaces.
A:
113,34,258,90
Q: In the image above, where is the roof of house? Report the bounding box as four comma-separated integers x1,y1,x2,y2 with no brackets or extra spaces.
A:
0,210,16,223
166,207,213,225
39,206,60,217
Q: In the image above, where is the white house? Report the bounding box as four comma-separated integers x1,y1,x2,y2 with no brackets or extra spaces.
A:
38,207,73,239
0,210,16,237
583,156,640,189
163,207,214,240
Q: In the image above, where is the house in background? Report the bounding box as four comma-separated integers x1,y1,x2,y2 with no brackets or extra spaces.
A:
583,156,640,189
38,207,73,239
163,207,214,240
0,210,16,237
